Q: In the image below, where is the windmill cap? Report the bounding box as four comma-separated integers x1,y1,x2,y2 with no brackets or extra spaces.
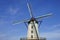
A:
28,17,38,24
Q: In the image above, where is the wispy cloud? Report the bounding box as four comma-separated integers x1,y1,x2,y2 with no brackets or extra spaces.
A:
40,32,60,40
43,24,60,31
49,24,60,30
40,26,60,40
0,34,20,40
6,6,20,15
0,32,24,40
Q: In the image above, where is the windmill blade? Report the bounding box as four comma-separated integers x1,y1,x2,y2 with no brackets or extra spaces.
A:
26,0,33,17
13,19,29,25
36,13,52,19
38,20,43,28
24,22,28,28
32,21,39,39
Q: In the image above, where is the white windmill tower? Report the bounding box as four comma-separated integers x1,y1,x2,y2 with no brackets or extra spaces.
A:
13,0,52,40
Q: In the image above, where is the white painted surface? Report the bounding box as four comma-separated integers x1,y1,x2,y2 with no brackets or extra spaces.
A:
27,21,40,39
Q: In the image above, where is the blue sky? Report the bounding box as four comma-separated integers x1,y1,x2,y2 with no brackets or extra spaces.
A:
0,0,60,40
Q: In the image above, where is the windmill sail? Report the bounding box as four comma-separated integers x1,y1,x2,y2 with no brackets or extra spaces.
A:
13,19,29,25
13,0,52,40
26,0,33,17
32,21,39,39
36,13,52,19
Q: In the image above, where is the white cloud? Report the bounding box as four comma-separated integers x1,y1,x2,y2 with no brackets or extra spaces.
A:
8,36,20,40
0,33,6,37
40,24,60,40
40,32,60,38
0,33,21,40
0,33,8,40
49,24,60,30
41,32,60,40
43,24,60,31
6,6,19,15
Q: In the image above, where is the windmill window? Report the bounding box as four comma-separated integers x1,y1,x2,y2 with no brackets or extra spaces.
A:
31,30,33,33
31,26,33,29
31,35,33,38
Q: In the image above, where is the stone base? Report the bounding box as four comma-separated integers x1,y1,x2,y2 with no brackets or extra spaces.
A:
20,38,46,40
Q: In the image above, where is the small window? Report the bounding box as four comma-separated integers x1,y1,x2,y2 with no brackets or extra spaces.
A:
31,26,33,29
31,35,33,38
31,30,33,33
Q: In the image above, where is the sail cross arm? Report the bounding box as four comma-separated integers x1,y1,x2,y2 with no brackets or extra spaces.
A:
35,13,52,19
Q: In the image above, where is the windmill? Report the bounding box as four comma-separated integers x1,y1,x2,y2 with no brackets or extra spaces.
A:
13,0,52,40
